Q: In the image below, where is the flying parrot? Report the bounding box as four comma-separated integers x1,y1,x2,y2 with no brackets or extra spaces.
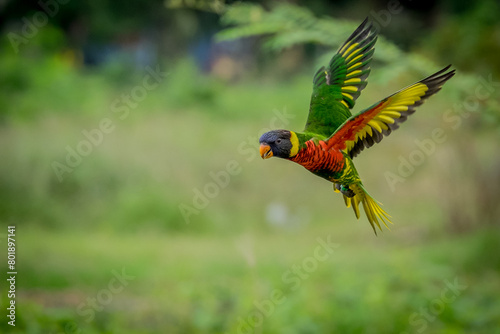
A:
259,18,455,234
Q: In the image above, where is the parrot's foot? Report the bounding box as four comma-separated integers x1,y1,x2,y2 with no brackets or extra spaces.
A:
335,183,355,198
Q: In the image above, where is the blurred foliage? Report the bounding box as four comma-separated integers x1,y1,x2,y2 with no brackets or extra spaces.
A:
216,2,408,73
0,0,169,42
427,0,500,75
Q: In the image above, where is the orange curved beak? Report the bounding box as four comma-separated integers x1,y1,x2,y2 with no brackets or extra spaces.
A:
260,143,273,159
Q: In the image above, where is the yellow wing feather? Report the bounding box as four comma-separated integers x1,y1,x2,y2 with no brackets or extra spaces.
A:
325,66,455,158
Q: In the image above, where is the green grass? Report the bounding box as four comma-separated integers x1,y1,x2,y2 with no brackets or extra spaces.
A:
1,227,499,333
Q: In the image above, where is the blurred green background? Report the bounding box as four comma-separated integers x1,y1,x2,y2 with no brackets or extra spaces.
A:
0,0,499,333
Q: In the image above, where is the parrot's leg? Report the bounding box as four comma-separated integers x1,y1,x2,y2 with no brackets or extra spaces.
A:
335,183,355,198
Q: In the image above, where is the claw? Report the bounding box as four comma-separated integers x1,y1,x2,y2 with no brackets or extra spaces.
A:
339,184,355,198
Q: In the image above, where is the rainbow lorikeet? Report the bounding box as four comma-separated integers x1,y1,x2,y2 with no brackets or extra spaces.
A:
259,18,455,234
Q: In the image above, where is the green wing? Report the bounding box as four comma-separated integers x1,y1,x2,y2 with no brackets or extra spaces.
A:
304,18,377,137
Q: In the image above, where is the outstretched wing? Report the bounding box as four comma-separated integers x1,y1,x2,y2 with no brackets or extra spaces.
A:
324,65,456,158
304,18,378,137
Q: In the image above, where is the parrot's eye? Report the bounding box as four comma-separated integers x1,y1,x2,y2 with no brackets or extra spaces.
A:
276,139,282,144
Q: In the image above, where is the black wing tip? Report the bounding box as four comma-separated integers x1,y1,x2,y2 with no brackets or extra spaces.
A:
410,65,455,100
359,17,378,33
356,17,371,35
340,17,378,50
422,65,456,86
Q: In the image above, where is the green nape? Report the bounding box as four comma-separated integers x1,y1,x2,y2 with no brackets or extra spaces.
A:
293,131,327,150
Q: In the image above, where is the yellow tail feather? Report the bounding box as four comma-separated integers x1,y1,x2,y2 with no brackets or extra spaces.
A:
341,184,392,234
